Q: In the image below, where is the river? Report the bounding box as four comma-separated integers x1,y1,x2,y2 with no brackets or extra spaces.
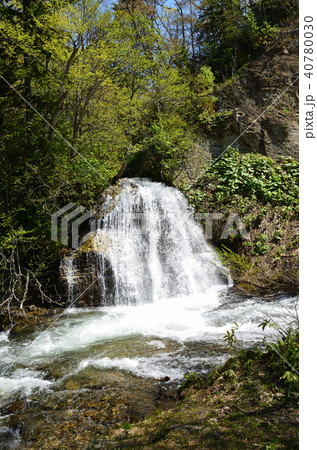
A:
0,179,298,448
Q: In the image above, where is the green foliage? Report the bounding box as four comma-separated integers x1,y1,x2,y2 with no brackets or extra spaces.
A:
224,322,240,349
181,322,299,401
0,0,299,308
221,368,237,380
191,65,216,126
217,246,253,276
273,230,284,242
263,327,299,396
196,0,256,78
266,444,277,450
143,114,194,182
274,245,286,261
196,0,297,79
0,0,194,306
187,149,299,215
253,234,269,256
251,0,299,27
224,323,299,398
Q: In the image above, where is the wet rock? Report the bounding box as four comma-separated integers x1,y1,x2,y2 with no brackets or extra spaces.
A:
118,149,165,182
65,380,80,391
60,250,115,307
159,376,171,382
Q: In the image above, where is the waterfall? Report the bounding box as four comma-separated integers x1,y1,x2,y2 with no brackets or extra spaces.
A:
63,255,75,304
0,178,298,446
63,179,227,306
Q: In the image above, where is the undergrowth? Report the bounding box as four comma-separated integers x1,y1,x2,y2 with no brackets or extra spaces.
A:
186,148,298,214
182,149,299,295
101,324,299,449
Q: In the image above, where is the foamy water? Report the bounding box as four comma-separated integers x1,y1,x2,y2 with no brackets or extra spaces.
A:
0,179,298,446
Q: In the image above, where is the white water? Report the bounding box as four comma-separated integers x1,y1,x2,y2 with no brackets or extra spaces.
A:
0,294,298,395
66,178,228,305
0,179,298,445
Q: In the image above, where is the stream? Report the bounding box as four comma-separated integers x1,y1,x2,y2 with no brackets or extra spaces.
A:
0,179,298,448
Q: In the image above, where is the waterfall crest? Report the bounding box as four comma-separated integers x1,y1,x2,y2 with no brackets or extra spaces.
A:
63,179,227,306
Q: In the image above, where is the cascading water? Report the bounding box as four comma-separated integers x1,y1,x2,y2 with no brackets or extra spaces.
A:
0,179,298,448
64,178,228,306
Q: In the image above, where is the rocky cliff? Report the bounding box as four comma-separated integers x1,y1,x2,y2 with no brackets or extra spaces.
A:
178,27,298,186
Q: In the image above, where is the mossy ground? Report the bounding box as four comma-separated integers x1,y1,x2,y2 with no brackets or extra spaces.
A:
97,336,299,449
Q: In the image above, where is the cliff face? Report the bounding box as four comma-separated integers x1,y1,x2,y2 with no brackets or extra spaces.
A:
178,34,298,186
112,29,299,188
175,38,299,295
210,51,299,160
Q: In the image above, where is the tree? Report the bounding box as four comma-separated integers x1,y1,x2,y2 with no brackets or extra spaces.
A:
195,0,260,79
0,0,195,311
